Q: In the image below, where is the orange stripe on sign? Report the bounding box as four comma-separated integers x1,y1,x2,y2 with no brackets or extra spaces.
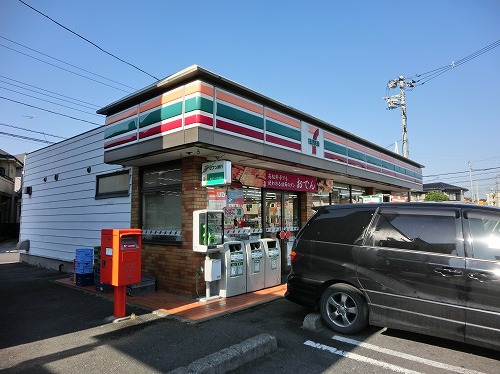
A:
216,90,264,115
184,81,213,97
265,109,301,128
105,106,138,126
346,140,368,153
140,87,183,113
324,131,346,144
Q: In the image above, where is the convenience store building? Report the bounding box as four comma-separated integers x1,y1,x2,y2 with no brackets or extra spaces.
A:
97,65,423,298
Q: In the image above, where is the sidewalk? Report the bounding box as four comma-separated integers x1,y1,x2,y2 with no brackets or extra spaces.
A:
56,277,286,322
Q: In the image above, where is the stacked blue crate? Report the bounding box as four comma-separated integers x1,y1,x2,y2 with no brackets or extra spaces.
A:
74,248,94,286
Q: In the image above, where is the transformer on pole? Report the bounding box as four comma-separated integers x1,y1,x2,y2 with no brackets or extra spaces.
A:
383,76,414,158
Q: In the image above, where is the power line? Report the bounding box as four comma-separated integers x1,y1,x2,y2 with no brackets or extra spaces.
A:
0,96,102,126
0,75,100,108
0,35,137,91
0,86,102,117
18,0,160,81
424,166,500,178
0,42,131,93
0,122,66,139
412,39,500,86
0,131,55,144
0,82,99,112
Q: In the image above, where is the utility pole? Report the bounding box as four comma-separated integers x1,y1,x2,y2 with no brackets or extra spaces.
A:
468,161,474,203
383,76,414,158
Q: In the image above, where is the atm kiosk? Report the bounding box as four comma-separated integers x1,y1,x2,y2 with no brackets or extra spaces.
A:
245,240,265,292
219,241,246,297
260,238,281,288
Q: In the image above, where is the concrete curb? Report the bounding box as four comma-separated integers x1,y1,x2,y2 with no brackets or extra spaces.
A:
168,333,278,374
302,312,325,332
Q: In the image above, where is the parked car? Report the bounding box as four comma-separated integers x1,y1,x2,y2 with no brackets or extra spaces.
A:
285,202,500,351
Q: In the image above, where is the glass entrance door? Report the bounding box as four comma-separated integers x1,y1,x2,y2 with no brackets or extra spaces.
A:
263,190,300,273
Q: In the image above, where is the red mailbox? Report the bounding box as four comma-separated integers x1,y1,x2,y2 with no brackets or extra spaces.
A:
100,228,142,287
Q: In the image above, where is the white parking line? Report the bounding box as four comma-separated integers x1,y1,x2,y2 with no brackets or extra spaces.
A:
304,340,423,374
331,335,487,374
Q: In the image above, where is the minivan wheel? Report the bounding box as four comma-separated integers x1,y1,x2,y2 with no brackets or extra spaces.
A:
320,284,368,334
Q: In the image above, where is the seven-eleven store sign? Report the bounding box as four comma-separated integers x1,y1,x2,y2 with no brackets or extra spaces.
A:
302,124,323,157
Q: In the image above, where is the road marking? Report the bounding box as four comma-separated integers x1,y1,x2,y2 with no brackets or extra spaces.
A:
331,335,487,374
304,340,422,374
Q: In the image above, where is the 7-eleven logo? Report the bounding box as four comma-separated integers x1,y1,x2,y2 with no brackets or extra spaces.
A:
307,127,320,155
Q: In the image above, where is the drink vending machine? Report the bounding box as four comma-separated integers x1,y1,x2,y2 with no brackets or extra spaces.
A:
219,241,246,297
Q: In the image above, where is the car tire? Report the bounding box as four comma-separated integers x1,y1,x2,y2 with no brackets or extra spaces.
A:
319,284,368,334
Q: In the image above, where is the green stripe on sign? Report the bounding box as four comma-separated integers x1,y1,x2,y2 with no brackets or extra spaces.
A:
139,102,183,128
324,140,347,155
216,103,264,130
348,149,366,162
104,119,137,139
185,96,213,114
266,119,301,141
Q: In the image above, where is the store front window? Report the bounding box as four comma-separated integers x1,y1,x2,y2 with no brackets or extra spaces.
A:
141,163,182,244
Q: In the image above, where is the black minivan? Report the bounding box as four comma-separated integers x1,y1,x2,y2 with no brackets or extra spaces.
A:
285,202,500,351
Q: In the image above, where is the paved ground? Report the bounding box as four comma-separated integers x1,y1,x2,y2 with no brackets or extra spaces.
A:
0,240,287,373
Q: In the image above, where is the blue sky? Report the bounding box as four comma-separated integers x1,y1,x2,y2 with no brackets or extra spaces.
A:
1,0,499,199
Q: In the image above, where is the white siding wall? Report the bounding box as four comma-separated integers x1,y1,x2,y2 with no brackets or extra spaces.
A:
20,127,131,262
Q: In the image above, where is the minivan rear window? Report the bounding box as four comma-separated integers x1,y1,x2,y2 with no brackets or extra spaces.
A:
466,210,500,261
368,208,462,255
299,207,376,245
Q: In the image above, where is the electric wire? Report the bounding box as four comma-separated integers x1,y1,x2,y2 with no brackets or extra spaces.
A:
18,0,160,81
411,40,500,86
0,122,66,139
0,86,102,117
0,79,99,111
0,35,137,91
0,131,55,144
0,43,131,93
0,75,100,108
0,96,101,126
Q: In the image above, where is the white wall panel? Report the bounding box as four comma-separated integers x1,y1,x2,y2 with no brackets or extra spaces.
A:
20,127,132,262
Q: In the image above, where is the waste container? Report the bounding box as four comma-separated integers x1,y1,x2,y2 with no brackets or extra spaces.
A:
260,238,281,288
245,240,265,292
219,241,246,297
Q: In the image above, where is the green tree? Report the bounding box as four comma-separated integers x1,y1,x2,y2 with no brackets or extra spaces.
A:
424,191,450,202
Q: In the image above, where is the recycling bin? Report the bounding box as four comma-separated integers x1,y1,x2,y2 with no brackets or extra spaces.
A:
245,240,265,292
219,241,246,297
260,238,281,288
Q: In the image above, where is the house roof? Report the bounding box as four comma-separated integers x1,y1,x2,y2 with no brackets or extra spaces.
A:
0,149,24,167
423,182,468,192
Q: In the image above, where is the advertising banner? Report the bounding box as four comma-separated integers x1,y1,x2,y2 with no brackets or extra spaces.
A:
232,165,317,192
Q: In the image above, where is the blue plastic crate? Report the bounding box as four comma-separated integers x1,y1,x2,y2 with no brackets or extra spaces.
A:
75,248,93,261
75,254,94,262
75,272,94,287
75,261,93,274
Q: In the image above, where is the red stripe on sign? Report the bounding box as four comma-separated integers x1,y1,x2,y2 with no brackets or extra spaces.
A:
104,133,137,149
265,134,301,150
324,152,347,163
216,119,264,140
366,164,381,173
348,159,366,168
139,119,183,139
185,113,213,127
